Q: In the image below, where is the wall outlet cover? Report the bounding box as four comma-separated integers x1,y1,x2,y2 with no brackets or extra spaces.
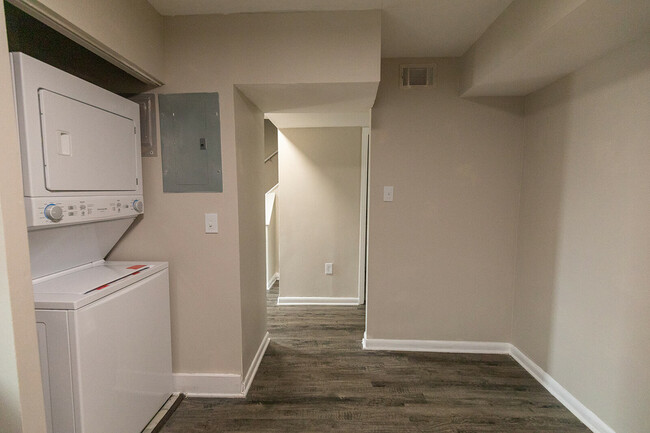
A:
325,263,333,275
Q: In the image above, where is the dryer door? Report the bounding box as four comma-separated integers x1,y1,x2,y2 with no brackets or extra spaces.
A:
39,89,138,192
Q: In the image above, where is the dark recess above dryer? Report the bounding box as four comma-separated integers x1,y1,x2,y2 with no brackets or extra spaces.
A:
4,1,158,97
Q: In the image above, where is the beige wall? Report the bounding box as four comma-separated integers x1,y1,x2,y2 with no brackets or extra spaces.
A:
460,0,650,96
514,35,650,433
266,195,280,286
234,89,267,373
264,121,280,288
0,3,47,431
278,127,361,300
24,0,164,80
111,10,380,375
460,0,586,95
163,10,380,86
366,58,524,342
264,120,279,192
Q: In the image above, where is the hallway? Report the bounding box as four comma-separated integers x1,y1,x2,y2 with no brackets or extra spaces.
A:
160,286,588,432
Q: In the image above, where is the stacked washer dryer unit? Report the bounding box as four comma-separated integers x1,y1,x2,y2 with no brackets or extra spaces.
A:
11,53,172,433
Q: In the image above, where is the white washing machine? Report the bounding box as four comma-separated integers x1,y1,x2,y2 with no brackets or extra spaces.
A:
34,261,172,433
11,53,172,433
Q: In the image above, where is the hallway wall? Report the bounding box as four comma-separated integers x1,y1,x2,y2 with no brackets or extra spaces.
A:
514,35,650,433
278,127,362,302
264,120,279,192
367,57,524,343
266,191,280,289
234,89,267,373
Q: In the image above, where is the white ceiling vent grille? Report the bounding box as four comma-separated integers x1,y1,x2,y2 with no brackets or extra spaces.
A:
400,63,436,89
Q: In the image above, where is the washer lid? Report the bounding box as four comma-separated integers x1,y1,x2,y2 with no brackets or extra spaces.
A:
33,261,168,310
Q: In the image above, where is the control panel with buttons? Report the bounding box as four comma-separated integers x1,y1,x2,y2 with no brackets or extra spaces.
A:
25,195,144,228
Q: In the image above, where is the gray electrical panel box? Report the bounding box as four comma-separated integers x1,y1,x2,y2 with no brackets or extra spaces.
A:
159,93,223,193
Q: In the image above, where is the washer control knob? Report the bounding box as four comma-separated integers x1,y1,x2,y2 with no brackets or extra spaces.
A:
44,204,63,222
132,200,144,213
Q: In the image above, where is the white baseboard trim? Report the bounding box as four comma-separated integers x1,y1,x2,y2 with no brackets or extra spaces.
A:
173,332,271,398
361,334,614,433
277,296,360,306
241,332,271,396
266,273,280,291
173,372,243,398
362,334,510,354
509,346,615,433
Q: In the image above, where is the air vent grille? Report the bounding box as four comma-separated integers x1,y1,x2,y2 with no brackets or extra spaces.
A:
400,64,436,88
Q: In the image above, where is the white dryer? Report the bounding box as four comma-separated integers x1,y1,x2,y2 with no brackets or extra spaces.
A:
11,52,145,279
11,53,172,433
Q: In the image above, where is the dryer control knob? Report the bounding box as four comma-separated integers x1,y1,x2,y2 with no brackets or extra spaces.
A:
44,204,63,222
132,200,144,213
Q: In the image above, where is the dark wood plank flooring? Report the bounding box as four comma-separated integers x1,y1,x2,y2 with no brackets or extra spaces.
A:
160,285,590,432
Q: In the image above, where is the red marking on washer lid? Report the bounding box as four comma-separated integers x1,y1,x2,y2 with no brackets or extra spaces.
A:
127,265,147,270
95,284,109,290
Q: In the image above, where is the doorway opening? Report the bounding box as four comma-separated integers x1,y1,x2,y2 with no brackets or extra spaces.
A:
263,116,370,312
261,114,370,367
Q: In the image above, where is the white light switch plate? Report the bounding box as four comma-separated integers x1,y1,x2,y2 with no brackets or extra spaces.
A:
325,263,333,275
205,213,219,233
383,186,394,202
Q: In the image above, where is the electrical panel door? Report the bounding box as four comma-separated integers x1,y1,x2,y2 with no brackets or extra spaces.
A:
159,93,223,193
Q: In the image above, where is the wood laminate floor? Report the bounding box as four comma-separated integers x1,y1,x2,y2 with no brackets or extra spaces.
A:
160,284,590,432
